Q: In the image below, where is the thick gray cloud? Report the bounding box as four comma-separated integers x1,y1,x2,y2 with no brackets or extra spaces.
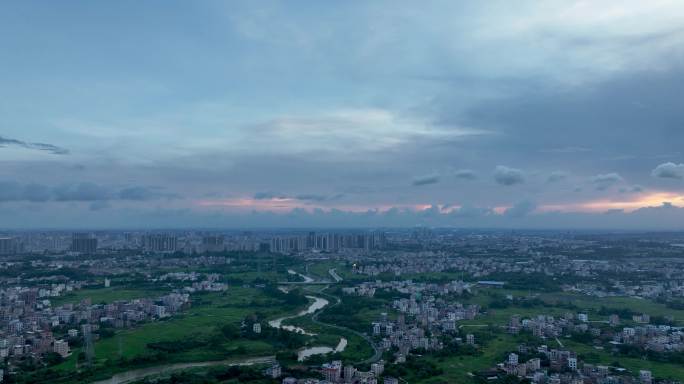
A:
89,201,111,211
547,171,568,183
53,183,112,201
494,166,525,186
412,173,440,186
0,182,175,203
0,182,23,202
450,204,493,219
446,69,684,185
4,201,684,230
0,182,53,202
0,136,69,155
453,169,477,180
591,173,623,190
23,184,52,202
619,185,644,193
504,200,537,218
651,162,684,180
118,186,179,201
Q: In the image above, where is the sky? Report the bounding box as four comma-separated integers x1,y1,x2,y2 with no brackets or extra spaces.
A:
1,0,684,229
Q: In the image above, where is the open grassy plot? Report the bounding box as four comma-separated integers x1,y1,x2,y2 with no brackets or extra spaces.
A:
538,292,684,323
458,288,684,325
51,287,167,306
564,340,684,381
417,334,520,384
307,260,355,281
53,287,295,381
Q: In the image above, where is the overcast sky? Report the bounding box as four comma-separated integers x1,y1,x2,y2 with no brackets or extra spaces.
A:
2,0,684,229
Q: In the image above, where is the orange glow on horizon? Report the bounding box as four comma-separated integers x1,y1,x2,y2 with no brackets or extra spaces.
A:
195,191,684,216
540,192,684,213
195,198,435,213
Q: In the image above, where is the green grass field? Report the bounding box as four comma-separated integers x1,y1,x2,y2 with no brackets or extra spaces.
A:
458,288,684,325
420,334,519,384
539,292,684,323
54,287,292,377
51,287,168,306
564,340,684,381
306,260,346,280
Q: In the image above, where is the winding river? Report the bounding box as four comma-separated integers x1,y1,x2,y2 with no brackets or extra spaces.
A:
297,337,347,361
89,283,344,382
268,294,347,361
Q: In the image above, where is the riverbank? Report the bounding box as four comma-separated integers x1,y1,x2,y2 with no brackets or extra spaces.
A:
90,356,275,384
268,294,350,360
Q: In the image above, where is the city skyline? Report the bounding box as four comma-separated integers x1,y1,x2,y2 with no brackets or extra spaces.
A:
2,1,684,229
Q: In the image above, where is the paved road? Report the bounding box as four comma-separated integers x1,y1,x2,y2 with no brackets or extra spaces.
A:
328,268,343,282
555,337,565,348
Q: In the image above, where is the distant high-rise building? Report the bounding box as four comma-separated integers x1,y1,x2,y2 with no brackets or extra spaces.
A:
142,234,178,253
268,231,387,254
0,237,20,255
201,235,224,253
71,233,98,254
82,323,94,366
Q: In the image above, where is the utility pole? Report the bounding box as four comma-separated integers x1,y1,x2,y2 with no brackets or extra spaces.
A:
82,323,94,367
118,334,123,358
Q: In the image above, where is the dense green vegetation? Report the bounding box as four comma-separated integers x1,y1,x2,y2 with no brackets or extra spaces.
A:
317,293,393,333
51,287,167,306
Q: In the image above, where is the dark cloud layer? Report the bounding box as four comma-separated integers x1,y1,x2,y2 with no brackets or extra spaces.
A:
441,69,684,181
494,166,525,186
0,136,69,155
652,162,684,180
453,169,477,180
0,182,175,203
504,200,537,218
412,173,441,186
547,171,568,183
591,173,623,190
4,201,684,230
